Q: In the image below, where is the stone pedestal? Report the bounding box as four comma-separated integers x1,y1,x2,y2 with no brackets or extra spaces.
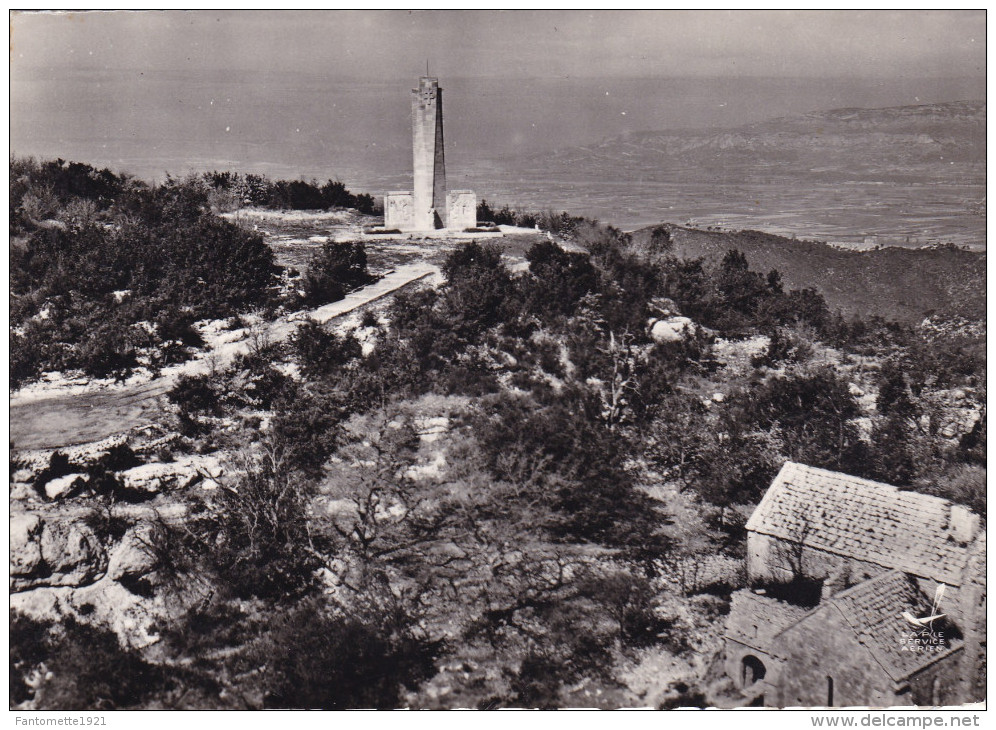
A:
446,190,477,230
384,191,414,230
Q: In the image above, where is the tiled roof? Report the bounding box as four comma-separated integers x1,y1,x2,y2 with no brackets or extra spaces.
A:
823,570,962,682
746,462,976,586
725,590,811,652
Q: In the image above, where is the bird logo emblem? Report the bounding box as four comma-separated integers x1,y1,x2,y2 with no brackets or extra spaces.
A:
902,584,946,630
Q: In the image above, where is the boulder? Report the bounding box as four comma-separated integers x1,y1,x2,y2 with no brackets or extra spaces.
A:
9,482,37,502
44,472,88,500
11,468,34,484
119,462,195,494
62,434,130,470
36,521,108,589
10,513,44,580
107,525,157,582
203,459,225,480
650,316,695,343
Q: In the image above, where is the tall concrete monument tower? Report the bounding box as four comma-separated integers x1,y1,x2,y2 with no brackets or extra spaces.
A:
411,76,447,230
385,76,476,231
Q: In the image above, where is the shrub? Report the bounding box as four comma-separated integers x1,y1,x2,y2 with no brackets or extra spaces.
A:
168,374,221,418
916,463,987,519
10,331,45,390
202,448,322,600
302,242,374,306
72,317,141,380
359,309,380,329
522,240,599,320
269,384,345,478
260,598,440,709
10,611,178,709
154,308,204,365
291,320,362,380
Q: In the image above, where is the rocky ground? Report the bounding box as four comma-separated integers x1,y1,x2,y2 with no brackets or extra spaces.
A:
10,210,983,709
9,211,546,650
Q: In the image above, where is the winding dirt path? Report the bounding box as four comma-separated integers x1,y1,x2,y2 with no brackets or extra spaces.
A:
10,264,439,451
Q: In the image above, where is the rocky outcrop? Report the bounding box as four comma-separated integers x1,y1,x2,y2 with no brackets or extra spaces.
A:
17,434,131,475
44,473,88,500
10,579,166,650
10,513,45,579
650,316,696,343
11,516,108,592
119,463,197,494
118,455,224,495
106,524,157,582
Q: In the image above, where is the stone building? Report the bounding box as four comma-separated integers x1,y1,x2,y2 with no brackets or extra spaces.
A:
384,76,476,231
722,462,985,707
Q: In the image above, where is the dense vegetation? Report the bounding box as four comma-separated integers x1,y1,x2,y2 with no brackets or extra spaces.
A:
201,170,378,214
631,224,987,324
9,158,382,386
10,165,985,709
10,158,280,384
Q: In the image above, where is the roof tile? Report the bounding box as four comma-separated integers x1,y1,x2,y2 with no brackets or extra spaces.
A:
825,570,961,682
747,463,977,586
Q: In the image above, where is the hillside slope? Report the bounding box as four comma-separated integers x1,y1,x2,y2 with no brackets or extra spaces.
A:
630,225,985,324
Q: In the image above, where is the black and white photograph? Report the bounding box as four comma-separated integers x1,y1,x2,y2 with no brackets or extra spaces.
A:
8,10,986,712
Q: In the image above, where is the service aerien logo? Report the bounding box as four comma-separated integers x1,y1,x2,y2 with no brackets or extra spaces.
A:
902,584,946,631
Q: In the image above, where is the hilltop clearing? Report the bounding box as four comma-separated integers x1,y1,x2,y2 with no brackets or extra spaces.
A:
9,263,439,450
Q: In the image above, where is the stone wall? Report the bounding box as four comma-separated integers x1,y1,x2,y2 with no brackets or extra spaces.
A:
906,655,966,706
748,531,887,587
956,535,987,701
776,608,903,707
723,638,782,701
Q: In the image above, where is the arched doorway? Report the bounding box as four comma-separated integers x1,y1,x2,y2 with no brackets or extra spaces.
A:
741,655,767,687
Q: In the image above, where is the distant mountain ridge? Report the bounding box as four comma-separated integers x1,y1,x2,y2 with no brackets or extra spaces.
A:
484,99,985,248
538,100,985,178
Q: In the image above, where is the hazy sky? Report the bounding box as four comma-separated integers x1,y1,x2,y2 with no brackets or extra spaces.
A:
11,10,986,80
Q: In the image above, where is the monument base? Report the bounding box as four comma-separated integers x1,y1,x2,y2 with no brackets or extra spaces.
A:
384,191,415,230
384,190,477,231
445,190,477,230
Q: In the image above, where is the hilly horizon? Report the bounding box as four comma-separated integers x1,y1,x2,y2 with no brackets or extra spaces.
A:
532,99,985,177
478,99,985,247
10,83,986,248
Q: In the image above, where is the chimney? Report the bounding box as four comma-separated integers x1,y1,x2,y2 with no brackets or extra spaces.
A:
949,504,979,544
820,568,849,602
